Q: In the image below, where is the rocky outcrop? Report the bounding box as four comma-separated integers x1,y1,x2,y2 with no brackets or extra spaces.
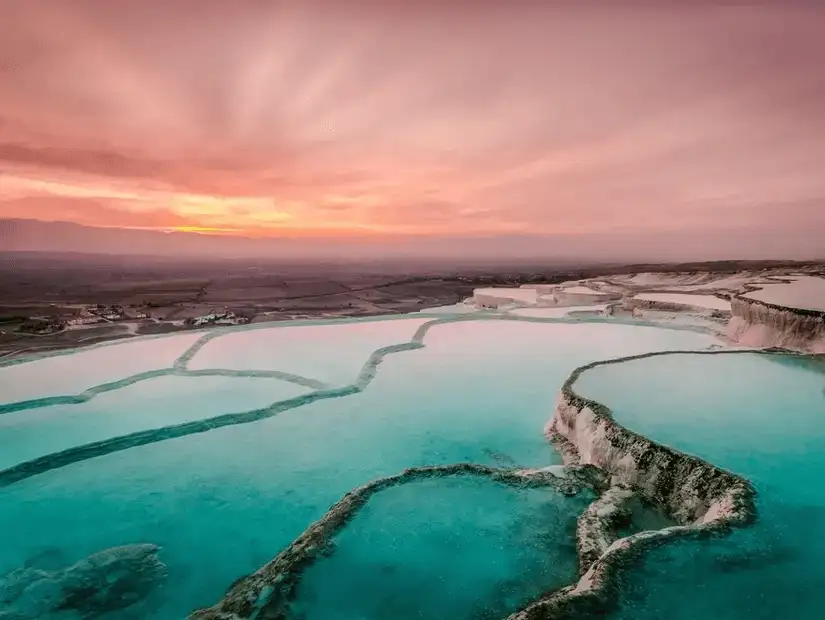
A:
575,484,637,571
550,391,752,525
0,544,166,619
728,296,825,352
507,351,756,619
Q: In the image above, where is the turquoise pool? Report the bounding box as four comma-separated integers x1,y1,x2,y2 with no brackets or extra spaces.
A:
576,352,825,619
0,315,719,618
291,475,590,620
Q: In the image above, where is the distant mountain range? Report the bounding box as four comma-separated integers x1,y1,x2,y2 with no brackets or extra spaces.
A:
0,218,822,263
0,218,332,259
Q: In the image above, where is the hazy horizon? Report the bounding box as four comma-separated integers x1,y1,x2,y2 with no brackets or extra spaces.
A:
2,1,824,261
3,218,824,264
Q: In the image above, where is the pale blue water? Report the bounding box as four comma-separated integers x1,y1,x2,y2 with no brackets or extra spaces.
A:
0,375,310,468
0,317,717,618
187,317,431,386
291,476,590,620
576,353,825,619
0,332,203,405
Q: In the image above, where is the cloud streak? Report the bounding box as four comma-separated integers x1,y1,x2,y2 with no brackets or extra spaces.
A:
1,1,824,257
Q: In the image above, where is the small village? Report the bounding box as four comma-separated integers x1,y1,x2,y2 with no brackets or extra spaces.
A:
9,305,248,336
183,311,250,328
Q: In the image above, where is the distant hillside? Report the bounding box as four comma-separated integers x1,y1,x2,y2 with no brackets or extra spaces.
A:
1,218,822,263
0,218,310,259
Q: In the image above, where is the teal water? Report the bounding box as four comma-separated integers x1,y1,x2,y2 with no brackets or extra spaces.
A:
576,353,825,619
291,476,591,620
0,375,310,469
417,302,481,315
0,332,203,405
187,317,431,385
0,317,717,618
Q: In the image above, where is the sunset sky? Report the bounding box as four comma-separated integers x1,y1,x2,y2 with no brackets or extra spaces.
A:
1,1,824,258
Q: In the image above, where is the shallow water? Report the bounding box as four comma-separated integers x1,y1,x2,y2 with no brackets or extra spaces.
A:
634,293,730,311
509,305,608,318
418,302,480,315
291,476,590,620
561,286,604,295
473,287,540,303
0,317,717,618
742,275,825,311
576,352,825,620
0,375,310,469
0,333,203,405
187,317,431,386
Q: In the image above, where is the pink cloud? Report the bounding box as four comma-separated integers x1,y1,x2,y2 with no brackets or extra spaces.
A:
0,1,824,255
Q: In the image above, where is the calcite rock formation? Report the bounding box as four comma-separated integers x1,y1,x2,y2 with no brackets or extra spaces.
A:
506,351,757,620
0,544,166,619
728,296,825,352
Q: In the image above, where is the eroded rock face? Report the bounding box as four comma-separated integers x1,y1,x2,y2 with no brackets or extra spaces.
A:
575,484,636,572
550,392,753,527
501,361,759,620
0,544,166,619
729,297,825,352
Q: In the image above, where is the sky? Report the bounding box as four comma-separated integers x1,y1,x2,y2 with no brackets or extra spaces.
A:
1,1,824,260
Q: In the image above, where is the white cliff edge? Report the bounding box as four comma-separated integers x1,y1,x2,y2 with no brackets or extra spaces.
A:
506,351,756,619
728,296,825,353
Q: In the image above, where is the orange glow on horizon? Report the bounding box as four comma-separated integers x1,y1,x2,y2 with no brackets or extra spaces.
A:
167,226,245,235
1,2,824,257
